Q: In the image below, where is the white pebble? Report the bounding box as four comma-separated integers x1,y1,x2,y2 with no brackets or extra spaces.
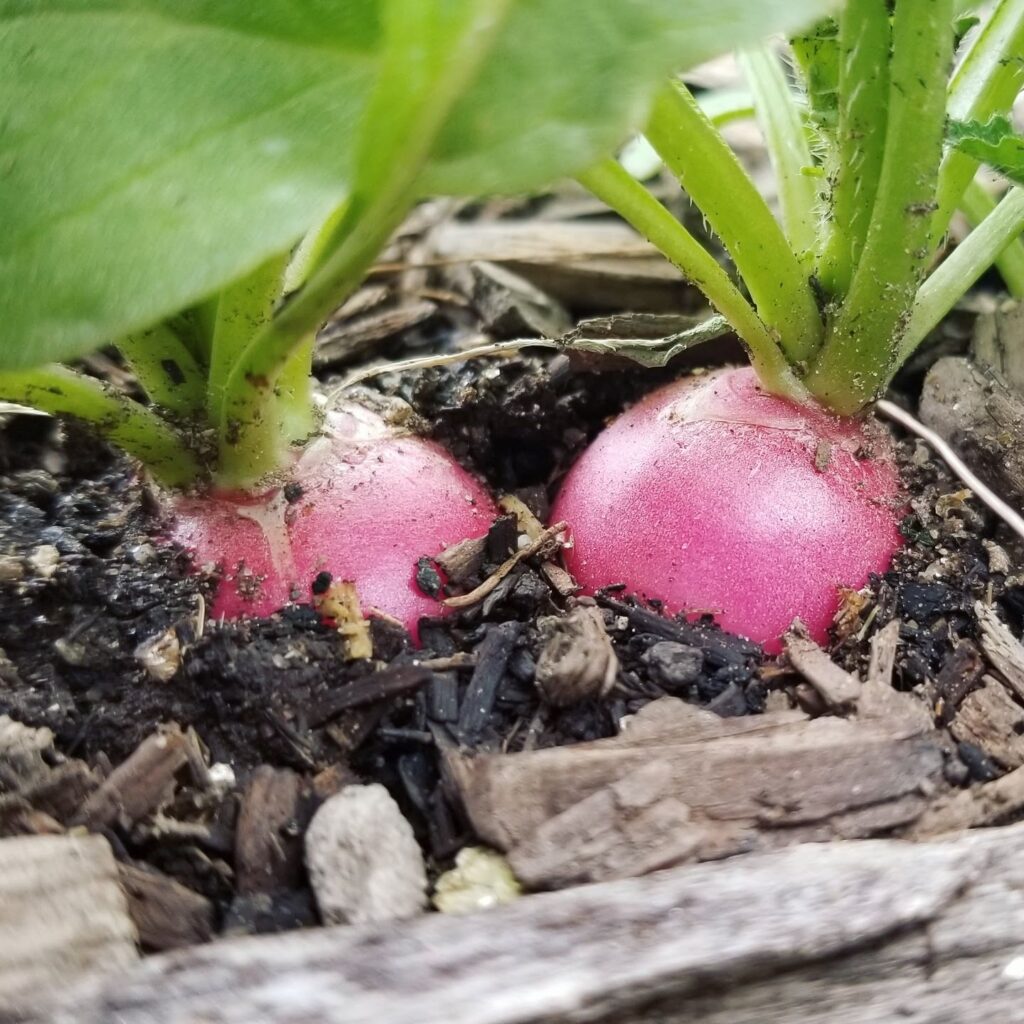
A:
305,784,426,926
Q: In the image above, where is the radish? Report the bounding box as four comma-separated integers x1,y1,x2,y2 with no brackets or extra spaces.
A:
170,403,497,636
551,367,903,651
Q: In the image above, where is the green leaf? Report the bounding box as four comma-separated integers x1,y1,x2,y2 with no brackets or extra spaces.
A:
422,0,841,195
0,0,380,369
949,116,1024,185
1,0,837,372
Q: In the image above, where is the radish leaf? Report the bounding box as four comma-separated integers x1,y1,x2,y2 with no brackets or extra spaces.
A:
0,0,837,371
948,116,1024,185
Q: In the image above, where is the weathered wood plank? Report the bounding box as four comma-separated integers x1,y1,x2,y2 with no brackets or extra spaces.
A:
0,835,137,1014
31,825,1024,1024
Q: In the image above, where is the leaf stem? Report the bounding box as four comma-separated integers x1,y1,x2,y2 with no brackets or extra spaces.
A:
577,159,806,399
0,365,202,487
116,323,206,419
737,46,819,264
815,0,891,298
215,0,513,490
900,186,1024,363
645,80,822,365
806,0,954,415
959,179,1024,298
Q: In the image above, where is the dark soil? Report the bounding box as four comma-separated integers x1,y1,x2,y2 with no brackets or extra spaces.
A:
1,331,1021,942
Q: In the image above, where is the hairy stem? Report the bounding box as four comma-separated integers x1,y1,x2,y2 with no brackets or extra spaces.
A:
737,46,819,264
0,366,202,487
932,0,1024,245
116,323,206,419
901,187,1024,362
577,159,806,399
816,0,891,298
646,80,822,365
807,0,954,415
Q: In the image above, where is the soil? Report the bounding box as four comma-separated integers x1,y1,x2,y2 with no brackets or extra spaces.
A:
1,276,1021,945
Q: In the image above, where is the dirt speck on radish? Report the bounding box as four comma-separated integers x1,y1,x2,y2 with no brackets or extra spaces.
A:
552,366,904,651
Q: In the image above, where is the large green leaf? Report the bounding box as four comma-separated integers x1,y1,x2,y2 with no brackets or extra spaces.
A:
423,0,842,194
0,0,837,371
0,1,380,368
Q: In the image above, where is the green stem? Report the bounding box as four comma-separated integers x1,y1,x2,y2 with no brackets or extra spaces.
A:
737,46,819,264
0,365,202,487
816,0,891,298
960,179,1024,298
275,337,317,442
577,159,806,399
645,80,822,365
807,0,954,415
932,0,1024,245
216,0,513,490
116,323,206,419
205,253,292,431
900,187,1024,363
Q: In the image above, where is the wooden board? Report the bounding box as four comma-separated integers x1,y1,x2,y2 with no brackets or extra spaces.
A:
30,824,1024,1024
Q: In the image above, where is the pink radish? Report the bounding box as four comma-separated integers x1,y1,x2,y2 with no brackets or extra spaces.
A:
551,366,903,652
170,403,497,636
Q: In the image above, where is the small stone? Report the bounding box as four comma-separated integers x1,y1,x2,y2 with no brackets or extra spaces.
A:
642,641,703,689
433,847,521,915
305,784,426,926
27,544,60,579
415,556,442,598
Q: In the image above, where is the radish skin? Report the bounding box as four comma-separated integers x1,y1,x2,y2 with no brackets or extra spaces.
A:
169,404,497,637
551,367,903,652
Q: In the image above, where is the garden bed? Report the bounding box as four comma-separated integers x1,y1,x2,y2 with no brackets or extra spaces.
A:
2,197,1024,1006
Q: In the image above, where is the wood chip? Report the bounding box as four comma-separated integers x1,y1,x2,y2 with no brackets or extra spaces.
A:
235,766,314,896
508,761,745,889
950,675,1024,768
0,834,137,1012
449,703,945,852
866,618,900,688
912,763,1024,836
975,601,1024,701
935,639,986,722
73,725,189,831
117,863,214,951
429,220,692,312
783,628,861,710
468,260,572,339
457,623,521,745
539,561,577,597
314,300,438,367
307,665,433,727
435,535,486,586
